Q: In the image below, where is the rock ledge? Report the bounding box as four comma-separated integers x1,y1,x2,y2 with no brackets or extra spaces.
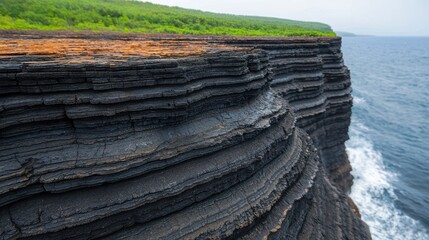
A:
0,32,371,240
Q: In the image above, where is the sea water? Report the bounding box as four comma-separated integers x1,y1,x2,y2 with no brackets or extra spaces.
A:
342,37,429,239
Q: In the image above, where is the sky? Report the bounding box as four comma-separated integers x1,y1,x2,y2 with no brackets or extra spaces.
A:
142,0,429,36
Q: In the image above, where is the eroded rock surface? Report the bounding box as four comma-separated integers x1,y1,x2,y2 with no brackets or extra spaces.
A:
0,32,370,240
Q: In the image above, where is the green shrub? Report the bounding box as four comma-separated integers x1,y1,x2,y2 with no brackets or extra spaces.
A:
0,0,336,37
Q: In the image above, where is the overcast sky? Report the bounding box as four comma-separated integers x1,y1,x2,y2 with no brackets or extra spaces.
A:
142,0,429,36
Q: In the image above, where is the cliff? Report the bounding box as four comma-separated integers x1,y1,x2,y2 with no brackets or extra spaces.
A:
0,32,371,240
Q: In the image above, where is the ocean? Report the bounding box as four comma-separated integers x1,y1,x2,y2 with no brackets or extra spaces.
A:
342,37,429,239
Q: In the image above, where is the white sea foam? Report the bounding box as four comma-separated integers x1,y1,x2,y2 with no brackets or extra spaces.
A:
353,96,366,105
346,121,429,240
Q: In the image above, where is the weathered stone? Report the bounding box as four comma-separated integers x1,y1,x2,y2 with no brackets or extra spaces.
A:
0,32,370,240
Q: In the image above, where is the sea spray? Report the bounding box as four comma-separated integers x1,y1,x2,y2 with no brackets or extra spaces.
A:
347,120,429,240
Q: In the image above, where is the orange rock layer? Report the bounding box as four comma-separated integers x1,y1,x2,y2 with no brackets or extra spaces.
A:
0,38,241,59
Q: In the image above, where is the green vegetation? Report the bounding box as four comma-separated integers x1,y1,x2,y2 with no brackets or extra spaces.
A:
0,0,335,37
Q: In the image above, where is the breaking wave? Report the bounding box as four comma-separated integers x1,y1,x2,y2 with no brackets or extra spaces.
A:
347,121,429,240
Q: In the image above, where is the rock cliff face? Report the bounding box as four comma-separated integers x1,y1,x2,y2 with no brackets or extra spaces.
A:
0,32,371,240
216,38,354,194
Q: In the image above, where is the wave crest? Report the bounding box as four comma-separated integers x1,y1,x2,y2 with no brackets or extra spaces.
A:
347,121,429,240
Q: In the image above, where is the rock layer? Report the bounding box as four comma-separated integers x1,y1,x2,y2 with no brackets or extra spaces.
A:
217,38,354,193
0,32,370,240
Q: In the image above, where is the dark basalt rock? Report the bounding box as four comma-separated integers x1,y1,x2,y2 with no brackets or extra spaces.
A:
0,32,370,239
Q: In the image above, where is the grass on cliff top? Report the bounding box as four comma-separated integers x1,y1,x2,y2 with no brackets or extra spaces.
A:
0,0,335,37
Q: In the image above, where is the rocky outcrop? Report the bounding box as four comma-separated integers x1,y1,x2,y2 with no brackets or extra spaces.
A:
0,32,370,240
216,37,354,193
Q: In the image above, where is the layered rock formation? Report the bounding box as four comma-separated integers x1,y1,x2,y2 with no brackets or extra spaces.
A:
0,32,371,240
217,37,354,193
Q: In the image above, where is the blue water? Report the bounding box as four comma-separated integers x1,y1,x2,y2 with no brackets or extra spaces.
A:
342,37,429,240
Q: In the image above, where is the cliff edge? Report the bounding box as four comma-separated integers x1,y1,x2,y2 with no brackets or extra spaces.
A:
0,32,371,240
